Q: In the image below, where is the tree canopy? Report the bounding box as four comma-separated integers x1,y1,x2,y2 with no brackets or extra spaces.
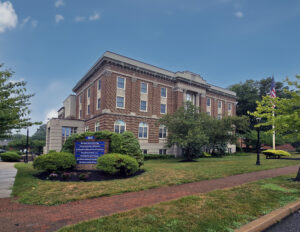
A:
0,64,40,138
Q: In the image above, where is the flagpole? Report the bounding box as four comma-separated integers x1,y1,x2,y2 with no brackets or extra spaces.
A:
271,75,276,150
272,109,275,150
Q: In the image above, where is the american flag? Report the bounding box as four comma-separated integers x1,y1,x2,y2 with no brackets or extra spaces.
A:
270,76,276,98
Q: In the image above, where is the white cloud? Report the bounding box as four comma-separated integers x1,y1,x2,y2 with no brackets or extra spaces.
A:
55,0,64,8
55,14,64,23
20,16,30,27
75,16,85,22
44,109,58,123
0,1,18,33
31,19,38,28
234,11,244,18
89,12,100,21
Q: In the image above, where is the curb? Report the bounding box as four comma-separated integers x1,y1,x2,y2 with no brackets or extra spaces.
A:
236,199,300,232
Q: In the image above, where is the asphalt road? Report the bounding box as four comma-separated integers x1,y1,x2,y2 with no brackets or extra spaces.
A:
264,210,300,232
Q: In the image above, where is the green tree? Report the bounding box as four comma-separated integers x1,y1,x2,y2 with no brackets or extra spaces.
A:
31,124,46,140
0,64,40,138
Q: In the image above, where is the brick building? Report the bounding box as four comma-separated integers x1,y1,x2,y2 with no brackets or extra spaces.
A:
44,51,237,155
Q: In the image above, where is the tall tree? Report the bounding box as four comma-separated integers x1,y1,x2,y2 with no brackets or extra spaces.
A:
0,64,40,138
31,124,46,140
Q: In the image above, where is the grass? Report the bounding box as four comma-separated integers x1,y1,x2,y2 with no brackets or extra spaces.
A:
58,175,300,232
12,153,300,206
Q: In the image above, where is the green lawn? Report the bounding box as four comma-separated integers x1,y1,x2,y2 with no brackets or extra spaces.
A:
12,153,300,205
58,175,300,232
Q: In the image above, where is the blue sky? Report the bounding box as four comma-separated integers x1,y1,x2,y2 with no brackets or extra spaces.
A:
0,0,300,135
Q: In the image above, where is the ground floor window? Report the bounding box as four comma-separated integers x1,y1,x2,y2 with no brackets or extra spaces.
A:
95,121,100,131
114,120,126,133
62,127,77,144
142,149,147,154
159,149,167,155
159,125,167,138
139,122,148,138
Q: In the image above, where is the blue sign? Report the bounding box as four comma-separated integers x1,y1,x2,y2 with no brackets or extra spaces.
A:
75,141,105,164
85,136,95,140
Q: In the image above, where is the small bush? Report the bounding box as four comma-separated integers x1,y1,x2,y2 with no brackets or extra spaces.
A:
144,154,175,160
61,172,72,180
262,149,291,157
33,152,76,173
296,147,300,153
0,152,21,162
97,153,139,176
78,172,90,181
48,150,56,153
203,152,211,157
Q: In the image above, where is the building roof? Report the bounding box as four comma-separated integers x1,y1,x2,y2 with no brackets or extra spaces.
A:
72,51,236,97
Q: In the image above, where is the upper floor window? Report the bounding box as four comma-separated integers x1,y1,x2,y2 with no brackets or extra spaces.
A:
79,110,82,118
161,87,167,98
218,101,222,108
117,77,125,89
207,98,211,106
116,96,125,108
95,122,100,131
97,98,101,110
138,122,148,138
141,82,147,93
114,120,126,134
87,104,90,114
98,79,101,90
87,88,91,98
160,104,166,114
79,95,82,104
140,100,147,111
228,103,232,111
159,125,167,139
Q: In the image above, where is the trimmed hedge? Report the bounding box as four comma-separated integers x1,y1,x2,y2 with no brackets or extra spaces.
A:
97,153,139,176
0,152,21,162
33,152,76,173
144,154,175,160
61,130,144,167
296,147,300,153
262,149,291,157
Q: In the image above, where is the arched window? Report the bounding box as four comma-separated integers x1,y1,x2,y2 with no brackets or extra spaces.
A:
139,122,148,138
95,121,100,131
159,125,167,139
114,120,126,133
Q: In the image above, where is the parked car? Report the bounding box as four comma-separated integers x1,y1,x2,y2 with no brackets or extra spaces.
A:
0,149,6,153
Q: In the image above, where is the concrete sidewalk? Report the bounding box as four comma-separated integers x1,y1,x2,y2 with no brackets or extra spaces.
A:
0,162,17,198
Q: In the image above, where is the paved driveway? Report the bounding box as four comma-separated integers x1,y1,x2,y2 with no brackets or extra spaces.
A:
0,162,17,198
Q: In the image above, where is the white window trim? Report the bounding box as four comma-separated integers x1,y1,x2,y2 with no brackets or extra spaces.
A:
95,122,100,131
140,100,147,112
140,82,148,94
160,103,167,114
116,96,125,109
87,88,91,98
97,98,101,110
117,76,126,90
159,125,167,139
114,120,126,134
138,122,148,139
87,104,90,115
85,126,89,132
228,103,232,111
207,98,211,107
218,100,222,109
161,87,167,98
98,79,101,90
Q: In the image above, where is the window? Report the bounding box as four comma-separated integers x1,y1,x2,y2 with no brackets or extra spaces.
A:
138,122,148,138
97,98,101,110
217,114,222,120
160,104,166,114
140,100,147,111
117,77,125,89
207,111,211,116
62,127,77,144
207,98,210,106
159,125,167,139
142,149,148,154
87,104,90,114
116,96,124,108
98,79,101,90
186,93,192,102
161,87,167,97
79,95,82,104
85,126,89,132
79,110,82,118
218,101,222,108
88,88,91,98
114,120,126,133
141,82,147,93
95,122,100,131
159,149,167,155
228,103,232,111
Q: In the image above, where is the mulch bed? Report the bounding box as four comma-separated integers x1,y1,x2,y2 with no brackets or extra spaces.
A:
34,169,145,182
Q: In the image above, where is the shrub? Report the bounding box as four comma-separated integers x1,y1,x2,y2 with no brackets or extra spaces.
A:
0,152,21,162
97,153,139,176
120,131,144,166
144,153,175,160
203,152,211,157
78,172,90,181
48,150,56,153
33,152,76,173
296,147,300,153
262,149,291,157
61,172,72,180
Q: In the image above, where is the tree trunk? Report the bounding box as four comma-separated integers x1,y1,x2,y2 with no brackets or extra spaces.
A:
296,167,300,181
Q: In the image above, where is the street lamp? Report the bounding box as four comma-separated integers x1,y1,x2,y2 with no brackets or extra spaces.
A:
256,118,261,165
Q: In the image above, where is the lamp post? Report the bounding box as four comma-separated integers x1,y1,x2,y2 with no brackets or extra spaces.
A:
256,118,261,165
